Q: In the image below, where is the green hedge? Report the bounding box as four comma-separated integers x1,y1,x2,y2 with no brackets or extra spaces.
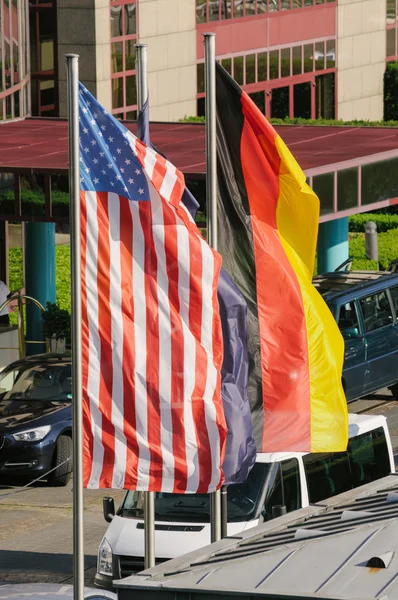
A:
0,190,69,217
384,62,398,121
180,115,398,127
348,213,398,233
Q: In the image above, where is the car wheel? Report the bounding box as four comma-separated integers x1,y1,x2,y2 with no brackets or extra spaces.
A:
48,435,72,487
389,382,398,400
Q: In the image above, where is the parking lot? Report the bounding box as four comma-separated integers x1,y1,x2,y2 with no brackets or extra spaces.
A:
1,389,398,587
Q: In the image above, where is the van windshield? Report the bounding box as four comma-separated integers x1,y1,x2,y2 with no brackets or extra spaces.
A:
122,463,270,523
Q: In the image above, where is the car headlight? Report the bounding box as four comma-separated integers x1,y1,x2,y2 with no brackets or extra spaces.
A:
98,537,113,576
12,425,51,442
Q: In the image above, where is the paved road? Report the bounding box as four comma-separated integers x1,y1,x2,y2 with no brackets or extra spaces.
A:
1,388,398,587
0,481,124,586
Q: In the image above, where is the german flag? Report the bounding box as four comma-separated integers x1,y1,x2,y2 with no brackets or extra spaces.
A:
216,63,348,453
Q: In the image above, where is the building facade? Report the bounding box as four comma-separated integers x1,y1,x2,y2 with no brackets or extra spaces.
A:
0,1,391,124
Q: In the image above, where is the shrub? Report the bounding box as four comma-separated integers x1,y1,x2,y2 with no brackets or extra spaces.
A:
348,213,398,233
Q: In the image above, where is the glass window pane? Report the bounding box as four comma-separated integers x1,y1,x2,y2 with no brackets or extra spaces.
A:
269,49,278,79
359,291,393,332
245,0,256,14
257,0,267,11
292,0,301,7
124,3,136,35
293,82,311,118
389,286,398,315
281,47,290,77
39,11,54,71
257,52,267,81
304,43,313,72
249,91,265,113
0,173,15,216
292,46,302,75
315,41,325,70
387,28,396,56
234,55,244,84
221,0,232,18
40,79,54,109
111,5,123,37
387,0,396,23
303,451,351,503
197,62,205,93
326,39,335,68
269,0,279,10
126,74,137,106
13,42,19,82
112,76,124,109
316,73,335,118
338,302,359,339
221,57,232,74
197,97,205,117
21,173,45,217
348,428,390,486
271,85,289,118
313,173,334,216
5,41,11,89
337,167,358,211
234,0,244,16
112,41,123,73
126,110,137,120
361,158,398,206
315,0,324,4
246,54,255,83
125,39,136,71
304,0,312,7
196,0,207,23
14,91,20,118
210,0,219,20
281,0,290,9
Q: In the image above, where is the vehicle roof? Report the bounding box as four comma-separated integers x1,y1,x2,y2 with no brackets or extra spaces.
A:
256,413,387,463
1,352,71,370
115,475,398,600
313,270,398,304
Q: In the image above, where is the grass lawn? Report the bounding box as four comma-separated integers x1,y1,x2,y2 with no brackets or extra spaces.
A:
8,229,398,320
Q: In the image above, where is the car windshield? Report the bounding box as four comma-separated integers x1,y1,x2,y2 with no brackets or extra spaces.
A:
0,361,72,402
122,463,270,523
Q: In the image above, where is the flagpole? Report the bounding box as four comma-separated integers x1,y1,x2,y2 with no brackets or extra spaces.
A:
135,42,155,571
204,32,222,544
65,54,84,600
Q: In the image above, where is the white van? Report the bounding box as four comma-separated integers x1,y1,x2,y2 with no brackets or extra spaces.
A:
95,413,395,590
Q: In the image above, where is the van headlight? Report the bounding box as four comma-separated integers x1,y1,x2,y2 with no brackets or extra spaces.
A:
98,537,113,576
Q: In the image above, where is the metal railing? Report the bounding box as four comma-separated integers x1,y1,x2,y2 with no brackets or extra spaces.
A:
0,290,46,359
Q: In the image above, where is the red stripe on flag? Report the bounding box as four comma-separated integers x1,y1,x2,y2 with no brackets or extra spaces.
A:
81,191,94,486
187,234,213,494
240,94,311,451
96,192,116,485
139,201,163,490
161,197,188,493
118,196,139,489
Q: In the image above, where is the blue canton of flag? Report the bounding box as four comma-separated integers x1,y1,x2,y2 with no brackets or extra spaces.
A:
79,83,149,201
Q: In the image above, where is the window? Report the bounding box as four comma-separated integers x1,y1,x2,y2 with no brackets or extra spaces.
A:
359,291,393,332
348,427,390,487
246,54,256,84
313,173,334,215
271,86,289,118
196,0,207,22
281,48,290,77
389,286,398,315
338,301,360,339
292,46,302,75
263,459,301,520
303,451,351,503
257,52,267,81
234,56,244,84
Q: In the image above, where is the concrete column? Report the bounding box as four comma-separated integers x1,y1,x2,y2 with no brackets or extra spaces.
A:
138,0,197,121
25,223,56,355
317,217,349,274
57,0,111,117
337,0,385,121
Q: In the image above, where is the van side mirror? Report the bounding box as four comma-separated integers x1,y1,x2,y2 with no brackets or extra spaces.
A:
103,497,115,523
272,505,287,519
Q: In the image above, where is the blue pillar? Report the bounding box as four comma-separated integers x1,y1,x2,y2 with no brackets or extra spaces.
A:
25,223,56,355
317,217,349,274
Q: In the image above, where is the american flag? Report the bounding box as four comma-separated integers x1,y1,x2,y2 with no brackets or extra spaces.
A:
79,83,227,493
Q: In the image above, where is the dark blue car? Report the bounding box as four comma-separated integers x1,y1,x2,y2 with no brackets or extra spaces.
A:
313,271,398,402
0,353,72,486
